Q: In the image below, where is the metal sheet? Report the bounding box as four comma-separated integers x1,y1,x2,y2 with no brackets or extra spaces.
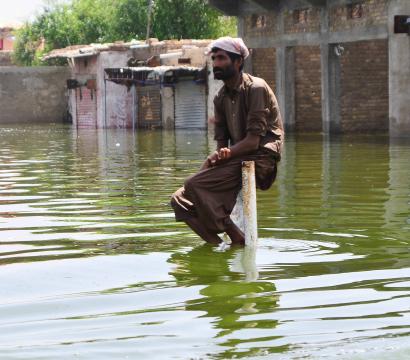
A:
175,81,207,129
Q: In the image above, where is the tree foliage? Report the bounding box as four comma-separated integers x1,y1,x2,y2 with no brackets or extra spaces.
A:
13,0,237,66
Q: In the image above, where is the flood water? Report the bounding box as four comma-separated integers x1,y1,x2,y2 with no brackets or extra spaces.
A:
1,124,409,359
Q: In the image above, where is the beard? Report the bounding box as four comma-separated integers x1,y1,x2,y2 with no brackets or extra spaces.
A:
213,64,236,80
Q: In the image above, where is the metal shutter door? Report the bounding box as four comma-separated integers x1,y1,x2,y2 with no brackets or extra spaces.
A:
175,81,206,129
137,85,161,128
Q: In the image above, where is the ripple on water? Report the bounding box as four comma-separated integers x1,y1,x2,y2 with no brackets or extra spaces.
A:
0,127,410,359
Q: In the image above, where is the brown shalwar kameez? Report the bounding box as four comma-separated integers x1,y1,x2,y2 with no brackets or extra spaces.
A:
171,73,284,234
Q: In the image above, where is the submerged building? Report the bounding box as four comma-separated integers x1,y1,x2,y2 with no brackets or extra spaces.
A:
44,39,213,130
209,0,410,136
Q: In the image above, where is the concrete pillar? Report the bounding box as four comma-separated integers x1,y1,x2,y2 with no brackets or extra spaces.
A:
276,46,295,131
237,17,245,38
328,44,342,133
388,0,410,137
321,44,331,134
320,1,342,134
275,8,295,131
320,5,331,134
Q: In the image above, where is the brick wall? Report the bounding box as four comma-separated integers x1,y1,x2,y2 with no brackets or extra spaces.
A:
2,37,14,51
294,46,322,132
73,57,98,128
329,0,388,32
75,87,97,128
244,13,278,37
0,51,13,65
340,39,388,133
284,7,321,34
251,47,276,93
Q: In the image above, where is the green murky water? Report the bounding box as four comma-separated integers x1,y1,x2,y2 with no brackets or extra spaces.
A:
0,125,409,359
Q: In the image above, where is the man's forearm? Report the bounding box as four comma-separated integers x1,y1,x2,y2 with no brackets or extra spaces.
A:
228,133,260,159
211,133,260,166
204,134,260,169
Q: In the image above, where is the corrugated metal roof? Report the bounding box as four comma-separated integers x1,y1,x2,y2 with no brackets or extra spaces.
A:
105,65,206,86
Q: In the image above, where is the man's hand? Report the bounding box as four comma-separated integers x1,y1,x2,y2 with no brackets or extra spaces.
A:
200,148,232,170
199,151,218,170
207,150,220,166
218,147,231,161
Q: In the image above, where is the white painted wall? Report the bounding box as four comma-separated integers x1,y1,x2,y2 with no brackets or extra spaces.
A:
97,51,133,128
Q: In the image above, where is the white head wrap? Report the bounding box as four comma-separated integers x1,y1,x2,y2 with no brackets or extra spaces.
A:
209,36,250,59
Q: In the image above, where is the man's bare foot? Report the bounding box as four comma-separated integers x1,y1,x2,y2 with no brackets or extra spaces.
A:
225,223,245,246
184,217,222,245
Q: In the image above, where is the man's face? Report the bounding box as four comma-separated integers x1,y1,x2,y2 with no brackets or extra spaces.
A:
211,49,238,80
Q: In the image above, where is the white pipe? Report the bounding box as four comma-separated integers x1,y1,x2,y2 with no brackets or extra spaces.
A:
160,52,183,59
130,44,150,49
242,161,258,246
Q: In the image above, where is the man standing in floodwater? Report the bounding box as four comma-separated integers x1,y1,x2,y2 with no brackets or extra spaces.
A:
171,37,284,246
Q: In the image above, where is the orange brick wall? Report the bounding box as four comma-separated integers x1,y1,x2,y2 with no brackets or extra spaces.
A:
75,87,97,128
294,46,322,132
251,48,276,93
340,39,388,133
1,37,14,51
244,13,279,37
329,0,388,32
284,7,321,34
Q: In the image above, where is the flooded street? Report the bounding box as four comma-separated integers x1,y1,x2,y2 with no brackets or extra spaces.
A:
0,125,409,359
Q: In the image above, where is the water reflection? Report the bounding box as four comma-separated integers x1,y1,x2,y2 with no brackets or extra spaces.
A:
1,125,410,359
168,245,282,358
385,138,410,233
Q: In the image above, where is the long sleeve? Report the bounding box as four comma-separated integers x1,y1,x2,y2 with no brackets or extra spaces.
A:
246,82,284,158
246,85,270,137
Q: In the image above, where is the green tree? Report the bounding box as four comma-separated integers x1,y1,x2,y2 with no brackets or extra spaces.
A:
13,0,237,66
13,23,42,66
109,0,149,41
152,0,236,40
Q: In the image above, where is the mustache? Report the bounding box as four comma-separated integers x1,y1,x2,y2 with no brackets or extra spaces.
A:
213,67,224,72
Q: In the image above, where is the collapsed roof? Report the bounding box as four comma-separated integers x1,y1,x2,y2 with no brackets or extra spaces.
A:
42,39,212,61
